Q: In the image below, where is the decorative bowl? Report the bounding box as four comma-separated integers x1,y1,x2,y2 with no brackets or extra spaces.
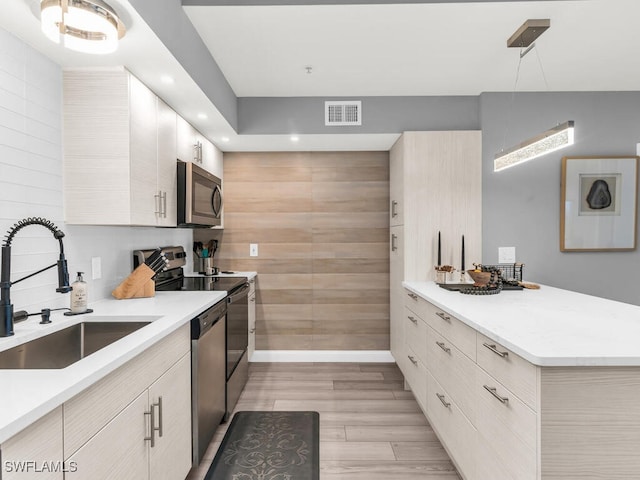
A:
467,270,492,287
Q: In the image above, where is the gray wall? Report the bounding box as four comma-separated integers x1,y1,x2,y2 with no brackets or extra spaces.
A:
480,92,640,305
238,96,479,134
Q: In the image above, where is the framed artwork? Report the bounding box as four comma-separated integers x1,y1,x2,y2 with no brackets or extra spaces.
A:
561,156,638,251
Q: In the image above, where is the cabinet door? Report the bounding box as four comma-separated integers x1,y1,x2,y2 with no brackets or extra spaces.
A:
157,98,177,226
200,136,223,178
248,291,256,361
176,115,198,164
66,393,148,480
0,407,63,480
389,136,404,226
390,225,405,365
148,354,192,480
129,75,159,225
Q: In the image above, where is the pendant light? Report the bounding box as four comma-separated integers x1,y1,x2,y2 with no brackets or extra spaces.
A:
494,19,574,172
40,0,126,55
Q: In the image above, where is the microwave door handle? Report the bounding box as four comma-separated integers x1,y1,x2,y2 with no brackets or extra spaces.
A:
211,185,223,217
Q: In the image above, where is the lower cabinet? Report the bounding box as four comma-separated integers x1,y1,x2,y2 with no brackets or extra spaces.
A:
397,288,640,480
66,354,191,480
248,277,256,361
0,325,192,480
0,408,64,480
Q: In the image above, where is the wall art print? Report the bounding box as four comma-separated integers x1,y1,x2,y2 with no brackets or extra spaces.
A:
561,156,638,251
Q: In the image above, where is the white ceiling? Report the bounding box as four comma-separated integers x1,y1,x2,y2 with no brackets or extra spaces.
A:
185,0,640,96
2,1,640,151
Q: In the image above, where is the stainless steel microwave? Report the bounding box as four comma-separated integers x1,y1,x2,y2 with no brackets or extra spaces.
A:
177,161,222,227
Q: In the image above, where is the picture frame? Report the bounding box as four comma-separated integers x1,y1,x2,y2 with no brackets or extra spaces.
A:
561,156,638,251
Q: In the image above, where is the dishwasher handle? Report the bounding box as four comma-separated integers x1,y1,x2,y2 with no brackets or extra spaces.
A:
227,283,250,303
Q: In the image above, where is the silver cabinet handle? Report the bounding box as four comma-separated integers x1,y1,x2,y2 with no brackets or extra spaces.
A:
161,191,167,218
436,393,451,408
156,396,163,438
154,192,161,215
436,341,451,353
391,200,398,218
407,293,418,300
483,342,509,358
483,385,509,404
435,311,451,323
408,315,418,324
193,143,199,163
199,142,203,163
407,355,418,366
391,233,398,252
144,404,156,448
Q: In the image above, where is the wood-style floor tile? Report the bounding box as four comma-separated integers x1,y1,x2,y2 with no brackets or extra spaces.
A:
186,362,458,480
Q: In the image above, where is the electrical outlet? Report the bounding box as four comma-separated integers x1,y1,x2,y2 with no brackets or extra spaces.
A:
498,247,516,264
91,256,102,280
249,244,258,257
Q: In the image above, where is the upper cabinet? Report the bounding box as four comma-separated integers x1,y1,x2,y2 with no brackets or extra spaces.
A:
176,115,223,178
63,68,221,226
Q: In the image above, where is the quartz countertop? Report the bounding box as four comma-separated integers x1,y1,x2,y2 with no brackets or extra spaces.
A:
0,290,226,443
403,281,640,367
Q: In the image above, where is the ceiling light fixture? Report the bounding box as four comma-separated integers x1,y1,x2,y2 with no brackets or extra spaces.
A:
495,18,574,172
290,136,299,142
220,137,230,143
197,113,208,120
494,121,574,172
160,75,174,84
40,0,126,54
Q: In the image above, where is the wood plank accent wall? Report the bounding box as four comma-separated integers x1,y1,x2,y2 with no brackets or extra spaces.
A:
195,151,390,351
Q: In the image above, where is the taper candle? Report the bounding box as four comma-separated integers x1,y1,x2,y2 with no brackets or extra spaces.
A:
437,231,441,266
461,235,465,271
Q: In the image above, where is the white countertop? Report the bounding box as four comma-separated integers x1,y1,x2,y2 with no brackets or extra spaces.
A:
0,290,226,443
403,281,640,367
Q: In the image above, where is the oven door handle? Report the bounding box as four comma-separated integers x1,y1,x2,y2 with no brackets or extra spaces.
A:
227,283,250,303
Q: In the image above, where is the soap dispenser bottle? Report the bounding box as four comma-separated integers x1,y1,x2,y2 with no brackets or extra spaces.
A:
70,272,88,314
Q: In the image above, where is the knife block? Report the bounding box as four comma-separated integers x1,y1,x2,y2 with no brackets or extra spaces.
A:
112,264,156,299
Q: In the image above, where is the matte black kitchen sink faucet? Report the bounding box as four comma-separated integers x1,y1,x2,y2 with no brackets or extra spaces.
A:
0,217,72,337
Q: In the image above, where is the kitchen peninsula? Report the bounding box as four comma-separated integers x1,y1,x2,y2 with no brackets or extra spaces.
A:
399,281,640,480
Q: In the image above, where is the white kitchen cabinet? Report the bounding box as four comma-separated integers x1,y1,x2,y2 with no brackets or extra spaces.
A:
177,115,223,179
63,68,176,226
248,277,256,361
176,114,200,165
0,407,63,480
390,131,482,386
64,325,191,480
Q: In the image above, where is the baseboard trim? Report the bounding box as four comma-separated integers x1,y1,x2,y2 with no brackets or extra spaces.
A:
250,350,395,363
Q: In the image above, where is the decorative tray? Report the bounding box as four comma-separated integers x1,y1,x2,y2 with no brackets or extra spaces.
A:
438,283,523,291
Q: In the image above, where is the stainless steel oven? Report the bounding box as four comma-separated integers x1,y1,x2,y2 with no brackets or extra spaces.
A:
177,161,222,227
224,281,250,420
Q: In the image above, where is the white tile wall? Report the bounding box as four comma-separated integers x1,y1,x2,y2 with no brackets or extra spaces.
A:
0,28,193,315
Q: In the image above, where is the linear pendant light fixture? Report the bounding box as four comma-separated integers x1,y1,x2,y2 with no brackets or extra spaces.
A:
495,19,574,172
40,0,125,54
494,121,574,172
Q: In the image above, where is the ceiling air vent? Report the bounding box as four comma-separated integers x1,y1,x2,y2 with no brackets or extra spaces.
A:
325,101,362,126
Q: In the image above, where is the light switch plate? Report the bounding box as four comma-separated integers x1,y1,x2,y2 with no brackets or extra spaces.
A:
498,247,516,264
91,256,102,280
249,244,258,257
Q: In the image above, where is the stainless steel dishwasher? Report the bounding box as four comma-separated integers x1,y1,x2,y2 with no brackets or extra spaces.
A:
191,299,226,466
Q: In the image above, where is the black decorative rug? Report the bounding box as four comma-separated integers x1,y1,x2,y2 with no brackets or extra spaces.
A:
205,411,319,480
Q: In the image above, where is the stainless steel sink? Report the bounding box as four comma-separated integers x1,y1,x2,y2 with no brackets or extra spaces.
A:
0,321,152,369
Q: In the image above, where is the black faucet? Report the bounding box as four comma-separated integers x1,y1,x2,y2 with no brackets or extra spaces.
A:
1,217,72,337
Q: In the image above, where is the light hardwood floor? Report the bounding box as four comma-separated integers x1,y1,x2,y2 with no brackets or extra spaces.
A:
186,362,460,480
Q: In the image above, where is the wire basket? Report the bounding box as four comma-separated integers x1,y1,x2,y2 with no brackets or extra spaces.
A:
478,263,524,282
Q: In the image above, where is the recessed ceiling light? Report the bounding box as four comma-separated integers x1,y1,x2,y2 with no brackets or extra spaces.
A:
290,136,299,142
197,113,208,120
221,137,230,143
160,75,174,84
